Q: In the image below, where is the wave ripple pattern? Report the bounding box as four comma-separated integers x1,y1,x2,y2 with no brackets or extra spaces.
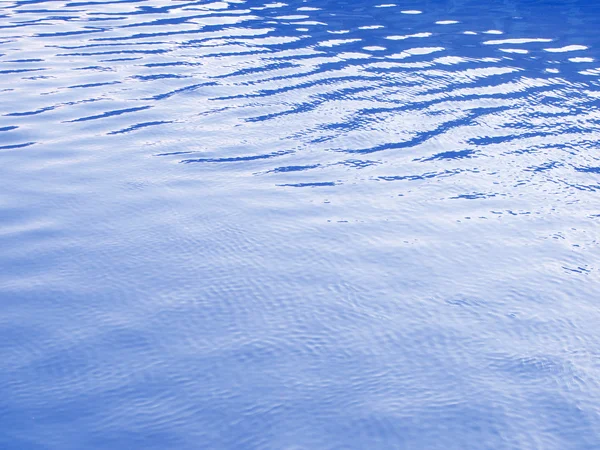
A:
1,0,600,449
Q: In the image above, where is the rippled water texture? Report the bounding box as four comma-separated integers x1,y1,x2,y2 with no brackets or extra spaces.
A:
2,0,600,448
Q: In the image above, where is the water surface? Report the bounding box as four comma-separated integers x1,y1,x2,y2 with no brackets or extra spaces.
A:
1,0,600,448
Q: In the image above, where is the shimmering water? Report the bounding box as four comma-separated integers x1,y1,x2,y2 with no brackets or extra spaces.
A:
1,0,600,448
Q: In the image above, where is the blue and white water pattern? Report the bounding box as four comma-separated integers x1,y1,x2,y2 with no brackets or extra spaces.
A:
1,0,600,448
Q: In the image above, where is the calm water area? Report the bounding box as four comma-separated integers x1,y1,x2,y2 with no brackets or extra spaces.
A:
1,0,600,448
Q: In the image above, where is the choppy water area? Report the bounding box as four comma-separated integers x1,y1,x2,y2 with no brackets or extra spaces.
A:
2,0,600,448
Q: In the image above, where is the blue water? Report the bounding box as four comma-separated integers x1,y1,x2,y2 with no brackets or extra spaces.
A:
2,0,600,448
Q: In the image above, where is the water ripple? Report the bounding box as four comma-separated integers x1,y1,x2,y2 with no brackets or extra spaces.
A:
2,0,600,449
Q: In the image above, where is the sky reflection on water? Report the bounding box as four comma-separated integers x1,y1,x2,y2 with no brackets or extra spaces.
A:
1,0,600,449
